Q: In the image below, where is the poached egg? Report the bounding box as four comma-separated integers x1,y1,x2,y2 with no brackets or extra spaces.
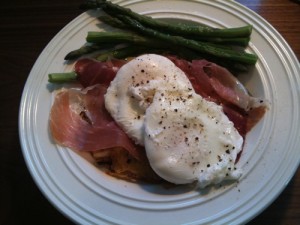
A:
105,54,243,188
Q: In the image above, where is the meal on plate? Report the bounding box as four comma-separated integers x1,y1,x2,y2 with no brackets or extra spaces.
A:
48,0,268,188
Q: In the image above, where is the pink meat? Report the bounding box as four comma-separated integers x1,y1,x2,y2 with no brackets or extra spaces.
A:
74,58,126,88
50,56,266,160
168,56,266,137
168,56,251,108
49,84,144,160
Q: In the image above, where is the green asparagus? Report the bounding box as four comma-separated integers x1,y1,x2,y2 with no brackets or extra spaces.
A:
98,15,128,29
81,0,252,38
96,45,163,61
98,15,250,46
64,44,114,60
86,31,163,47
117,16,257,65
48,71,77,83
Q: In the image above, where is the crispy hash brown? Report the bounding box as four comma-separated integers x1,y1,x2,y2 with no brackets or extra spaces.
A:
91,148,162,183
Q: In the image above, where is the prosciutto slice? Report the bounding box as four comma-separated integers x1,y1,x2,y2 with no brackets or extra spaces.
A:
74,58,126,88
49,84,144,160
49,56,267,160
168,56,267,136
168,56,266,111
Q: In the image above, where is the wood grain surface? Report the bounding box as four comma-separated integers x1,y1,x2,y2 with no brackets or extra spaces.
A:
1,0,299,224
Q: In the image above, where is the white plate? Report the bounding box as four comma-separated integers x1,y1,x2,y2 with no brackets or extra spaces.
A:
19,0,300,224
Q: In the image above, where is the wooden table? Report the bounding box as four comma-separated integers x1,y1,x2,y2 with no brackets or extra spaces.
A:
1,0,299,224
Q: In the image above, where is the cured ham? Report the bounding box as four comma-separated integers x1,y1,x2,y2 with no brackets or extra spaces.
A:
49,84,144,160
168,56,267,136
168,56,263,110
49,56,267,165
74,58,126,88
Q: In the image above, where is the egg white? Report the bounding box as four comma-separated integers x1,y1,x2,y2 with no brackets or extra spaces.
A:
105,54,243,187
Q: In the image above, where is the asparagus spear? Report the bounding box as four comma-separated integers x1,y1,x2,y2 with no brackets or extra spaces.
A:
64,44,115,60
81,0,252,38
64,31,164,60
86,31,165,48
98,15,250,46
85,31,254,69
86,30,193,51
96,45,152,61
86,31,230,54
94,43,248,72
116,16,257,65
98,15,128,29
49,46,164,83
48,71,77,83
